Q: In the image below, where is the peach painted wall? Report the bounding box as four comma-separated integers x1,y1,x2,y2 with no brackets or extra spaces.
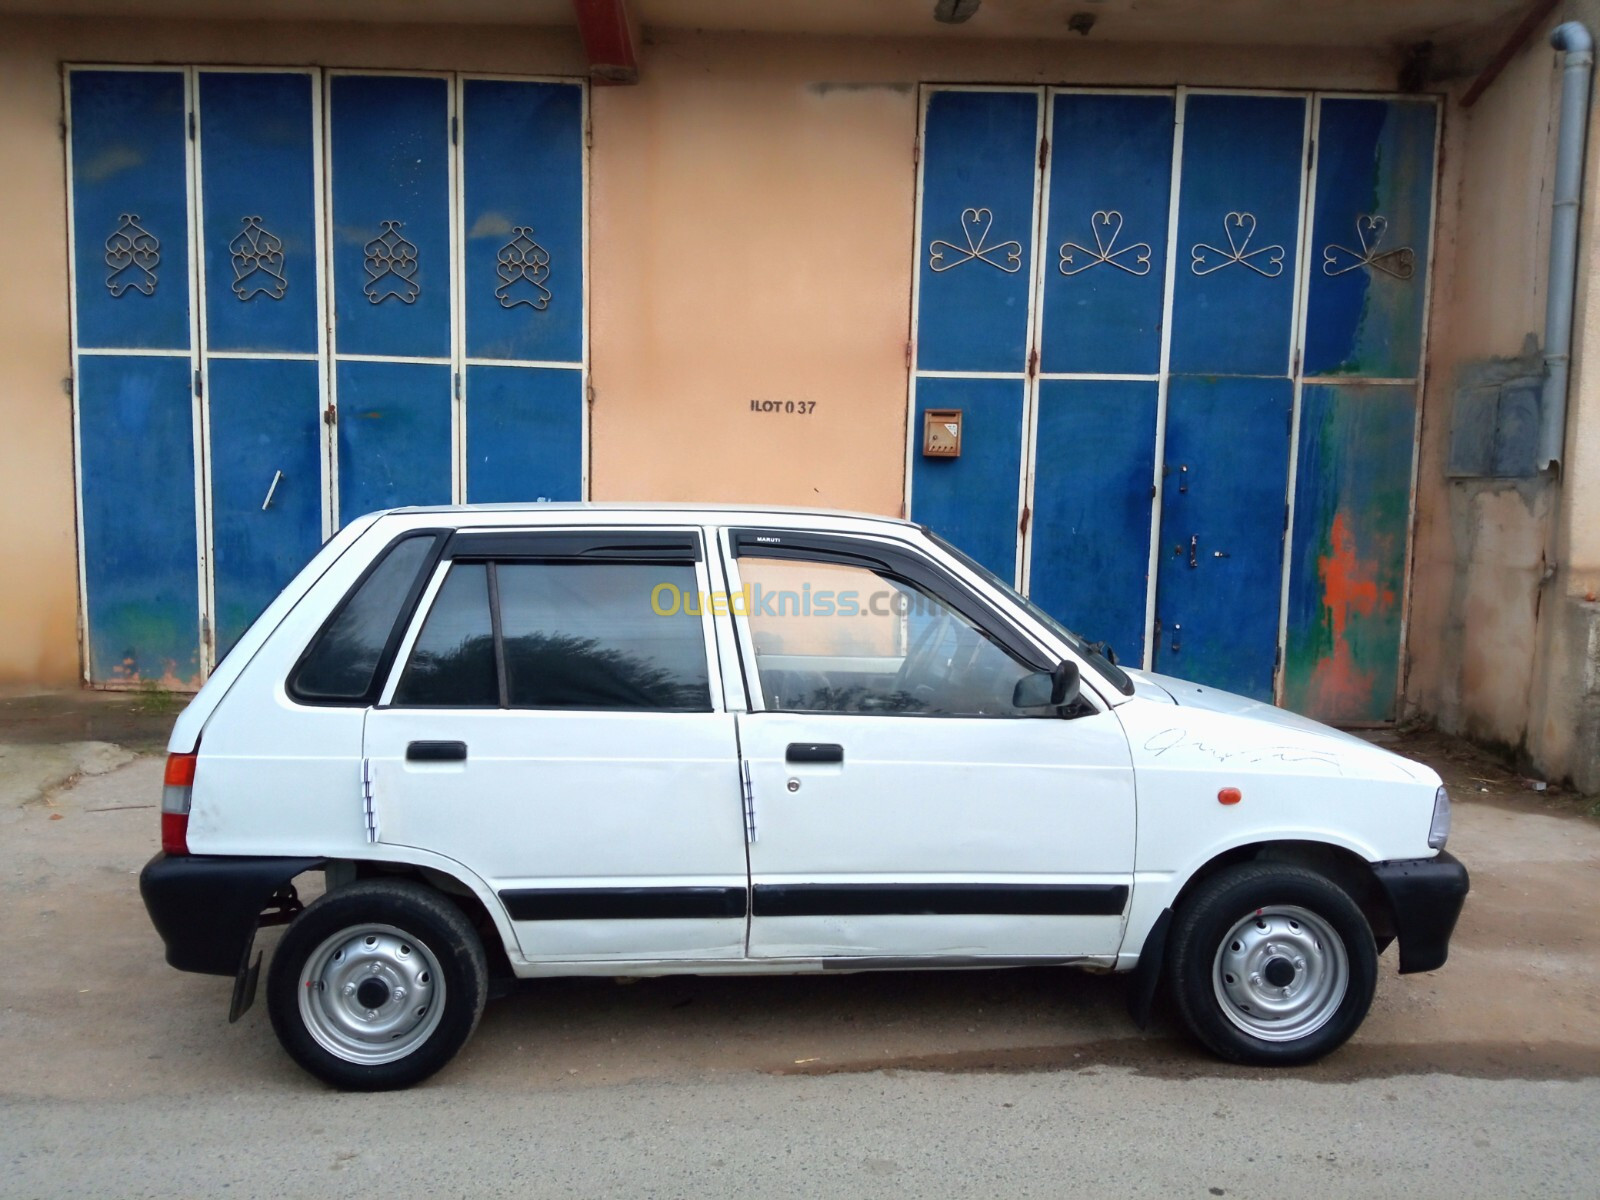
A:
1404,0,1600,790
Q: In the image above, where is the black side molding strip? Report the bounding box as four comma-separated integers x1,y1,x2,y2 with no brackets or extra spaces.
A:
500,886,748,921
752,883,1129,918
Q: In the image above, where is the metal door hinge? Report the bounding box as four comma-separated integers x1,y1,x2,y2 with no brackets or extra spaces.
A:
741,760,757,844
454,371,462,401
361,758,378,844
585,118,593,150
1027,347,1039,378
188,111,196,141
1038,135,1049,169
1019,505,1032,536
586,382,596,406
904,340,914,370
451,114,459,145
323,405,337,427
193,370,203,398
200,614,213,655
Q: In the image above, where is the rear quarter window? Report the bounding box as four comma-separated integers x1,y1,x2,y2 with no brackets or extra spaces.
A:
288,532,440,704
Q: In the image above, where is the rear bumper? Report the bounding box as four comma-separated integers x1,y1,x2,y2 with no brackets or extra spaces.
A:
1372,850,1470,974
139,853,320,976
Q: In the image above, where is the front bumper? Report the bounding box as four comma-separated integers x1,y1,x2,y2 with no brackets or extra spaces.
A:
140,852,320,977
1372,850,1470,974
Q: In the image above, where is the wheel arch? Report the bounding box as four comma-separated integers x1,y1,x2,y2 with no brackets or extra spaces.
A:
326,858,518,983
1171,840,1396,945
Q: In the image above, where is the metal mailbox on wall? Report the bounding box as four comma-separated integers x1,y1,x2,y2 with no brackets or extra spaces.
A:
65,66,588,685
908,86,1439,724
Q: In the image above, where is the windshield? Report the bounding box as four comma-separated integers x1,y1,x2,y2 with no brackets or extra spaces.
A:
925,529,1135,697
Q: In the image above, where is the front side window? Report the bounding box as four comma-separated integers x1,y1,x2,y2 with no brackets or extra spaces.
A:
736,555,1047,717
391,558,711,712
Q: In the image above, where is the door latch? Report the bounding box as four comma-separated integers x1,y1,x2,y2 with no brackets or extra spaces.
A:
1188,534,1198,569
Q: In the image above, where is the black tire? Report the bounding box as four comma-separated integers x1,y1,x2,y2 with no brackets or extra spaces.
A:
1167,863,1377,1066
266,879,488,1091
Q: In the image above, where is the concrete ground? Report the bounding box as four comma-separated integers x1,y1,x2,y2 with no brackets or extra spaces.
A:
0,693,1597,1197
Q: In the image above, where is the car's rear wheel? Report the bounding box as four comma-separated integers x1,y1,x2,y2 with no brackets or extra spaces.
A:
1168,863,1377,1065
266,879,487,1091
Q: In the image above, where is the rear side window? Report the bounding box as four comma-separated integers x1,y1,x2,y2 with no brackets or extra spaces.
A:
499,562,708,710
289,534,439,704
392,564,498,708
390,559,711,712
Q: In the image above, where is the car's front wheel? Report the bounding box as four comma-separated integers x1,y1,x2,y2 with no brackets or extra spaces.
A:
1168,863,1377,1065
266,879,488,1090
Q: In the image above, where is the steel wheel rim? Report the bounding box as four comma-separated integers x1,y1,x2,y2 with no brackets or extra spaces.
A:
297,923,446,1065
1212,904,1349,1043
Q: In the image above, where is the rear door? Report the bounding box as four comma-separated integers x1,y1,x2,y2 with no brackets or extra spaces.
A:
720,528,1136,962
362,527,749,963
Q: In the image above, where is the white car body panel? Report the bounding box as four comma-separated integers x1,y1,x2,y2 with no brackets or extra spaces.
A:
174,503,1447,981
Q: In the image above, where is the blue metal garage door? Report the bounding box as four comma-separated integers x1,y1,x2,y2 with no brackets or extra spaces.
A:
909,86,1437,721
67,67,587,682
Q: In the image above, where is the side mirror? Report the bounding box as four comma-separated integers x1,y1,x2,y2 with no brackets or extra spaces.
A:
1051,659,1081,707
1013,661,1081,709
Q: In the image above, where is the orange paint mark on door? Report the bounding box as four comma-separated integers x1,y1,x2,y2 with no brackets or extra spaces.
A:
1305,512,1395,720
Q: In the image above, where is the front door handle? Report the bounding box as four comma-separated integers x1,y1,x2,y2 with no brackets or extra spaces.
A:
786,743,843,764
407,740,467,763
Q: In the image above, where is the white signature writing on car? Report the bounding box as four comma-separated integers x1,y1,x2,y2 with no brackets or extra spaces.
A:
1142,728,1345,773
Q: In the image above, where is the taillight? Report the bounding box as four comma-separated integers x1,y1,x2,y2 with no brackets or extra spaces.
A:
161,752,196,855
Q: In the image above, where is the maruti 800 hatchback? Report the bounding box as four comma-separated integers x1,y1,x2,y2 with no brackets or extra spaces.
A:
141,505,1467,1090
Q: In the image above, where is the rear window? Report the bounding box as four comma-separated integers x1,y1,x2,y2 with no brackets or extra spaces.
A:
288,533,439,704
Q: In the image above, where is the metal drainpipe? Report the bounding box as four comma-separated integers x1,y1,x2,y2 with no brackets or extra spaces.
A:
1540,21,1594,473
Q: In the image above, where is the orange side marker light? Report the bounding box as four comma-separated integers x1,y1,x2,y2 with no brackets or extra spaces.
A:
1217,787,1242,806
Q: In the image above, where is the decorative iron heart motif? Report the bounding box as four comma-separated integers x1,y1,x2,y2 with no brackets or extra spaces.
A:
1224,211,1257,255
961,207,994,248
1091,209,1123,253
1357,213,1389,254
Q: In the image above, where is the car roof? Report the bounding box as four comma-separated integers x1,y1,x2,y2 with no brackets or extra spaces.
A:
375,501,921,533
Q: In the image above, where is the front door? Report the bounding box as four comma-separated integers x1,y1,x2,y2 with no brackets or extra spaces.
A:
721,528,1135,961
362,528,749,963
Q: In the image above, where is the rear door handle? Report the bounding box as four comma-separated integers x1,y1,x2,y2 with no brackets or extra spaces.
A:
407,740,467,763
786,743,843,764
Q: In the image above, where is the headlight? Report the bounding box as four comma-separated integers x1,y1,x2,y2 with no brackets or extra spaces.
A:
1427,785,1451,850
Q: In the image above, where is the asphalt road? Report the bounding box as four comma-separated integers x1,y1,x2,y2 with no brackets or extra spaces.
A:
1,735,1597,1198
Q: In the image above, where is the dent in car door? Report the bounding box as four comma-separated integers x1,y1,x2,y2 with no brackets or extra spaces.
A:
722,528,1136,961
362,529,750,963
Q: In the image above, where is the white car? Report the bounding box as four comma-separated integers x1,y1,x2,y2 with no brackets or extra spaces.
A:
140,504,1467,1090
